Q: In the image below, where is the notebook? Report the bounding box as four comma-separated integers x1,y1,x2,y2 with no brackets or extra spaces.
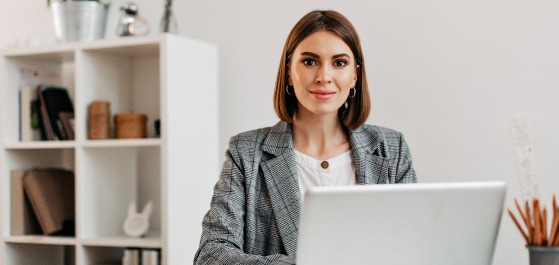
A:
296,181,507,265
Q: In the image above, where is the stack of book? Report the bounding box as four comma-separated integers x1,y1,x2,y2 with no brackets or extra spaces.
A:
20,84,75,141
18,66,74,142
10,168,75,236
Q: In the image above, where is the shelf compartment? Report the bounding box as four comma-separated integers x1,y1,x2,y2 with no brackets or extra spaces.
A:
76,46,160,141
1,52,75,144
1,148,76,239
77,146,161,239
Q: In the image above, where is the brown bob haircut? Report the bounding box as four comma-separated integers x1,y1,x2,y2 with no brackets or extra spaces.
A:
273,10,370,130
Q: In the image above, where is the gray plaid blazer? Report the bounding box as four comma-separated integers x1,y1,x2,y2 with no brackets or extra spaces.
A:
194,121,416,265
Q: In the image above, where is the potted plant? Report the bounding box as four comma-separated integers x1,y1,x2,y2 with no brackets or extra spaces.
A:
48,0,111,42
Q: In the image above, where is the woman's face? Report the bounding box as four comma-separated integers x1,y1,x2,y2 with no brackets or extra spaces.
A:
288,30,357,119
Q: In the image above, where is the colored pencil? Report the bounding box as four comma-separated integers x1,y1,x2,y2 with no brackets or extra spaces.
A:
515,198,528,227
509,197,559,246
534,199,541,245
508,208,529,243
526,200,533,244
548,209,559,246
543,207,548,245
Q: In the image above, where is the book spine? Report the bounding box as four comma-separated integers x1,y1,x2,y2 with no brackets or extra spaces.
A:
141,249,160,265
36,85,57,140
122,248,160,265
20,88,40,142
122,248,140,265
22,174,56,234
11,169,26,235
11,169,42,235
34,99,47,141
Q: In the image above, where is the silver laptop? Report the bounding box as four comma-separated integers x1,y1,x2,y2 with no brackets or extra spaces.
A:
296,181,506,265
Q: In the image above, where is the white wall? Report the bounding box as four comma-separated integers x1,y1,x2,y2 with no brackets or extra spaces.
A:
3,0,559,264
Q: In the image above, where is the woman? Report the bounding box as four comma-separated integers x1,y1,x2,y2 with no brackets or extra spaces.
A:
194,10,416,265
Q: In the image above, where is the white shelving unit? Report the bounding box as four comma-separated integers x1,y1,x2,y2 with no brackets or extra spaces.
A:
0,34,219,264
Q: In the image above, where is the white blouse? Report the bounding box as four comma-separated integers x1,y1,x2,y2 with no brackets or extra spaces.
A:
294,149,356,199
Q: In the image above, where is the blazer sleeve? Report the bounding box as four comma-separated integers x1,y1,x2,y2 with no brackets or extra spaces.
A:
394,132,417,183
194,137,295,265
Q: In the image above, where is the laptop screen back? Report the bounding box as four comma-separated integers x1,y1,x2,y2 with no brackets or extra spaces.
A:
296,182,506,265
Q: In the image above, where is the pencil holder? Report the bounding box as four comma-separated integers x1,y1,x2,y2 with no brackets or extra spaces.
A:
114,113,147,139
528,246,559,265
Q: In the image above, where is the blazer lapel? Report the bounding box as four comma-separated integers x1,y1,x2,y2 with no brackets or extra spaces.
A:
261,121,301,256
349,126,390,184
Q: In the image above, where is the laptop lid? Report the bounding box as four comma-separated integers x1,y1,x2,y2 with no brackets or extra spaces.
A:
296,181,506,265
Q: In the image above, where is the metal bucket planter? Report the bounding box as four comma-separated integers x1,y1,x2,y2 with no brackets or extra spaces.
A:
51,1,110,42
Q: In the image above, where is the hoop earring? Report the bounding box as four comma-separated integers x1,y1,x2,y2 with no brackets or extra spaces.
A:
348,87,356,98
286,85,294,96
